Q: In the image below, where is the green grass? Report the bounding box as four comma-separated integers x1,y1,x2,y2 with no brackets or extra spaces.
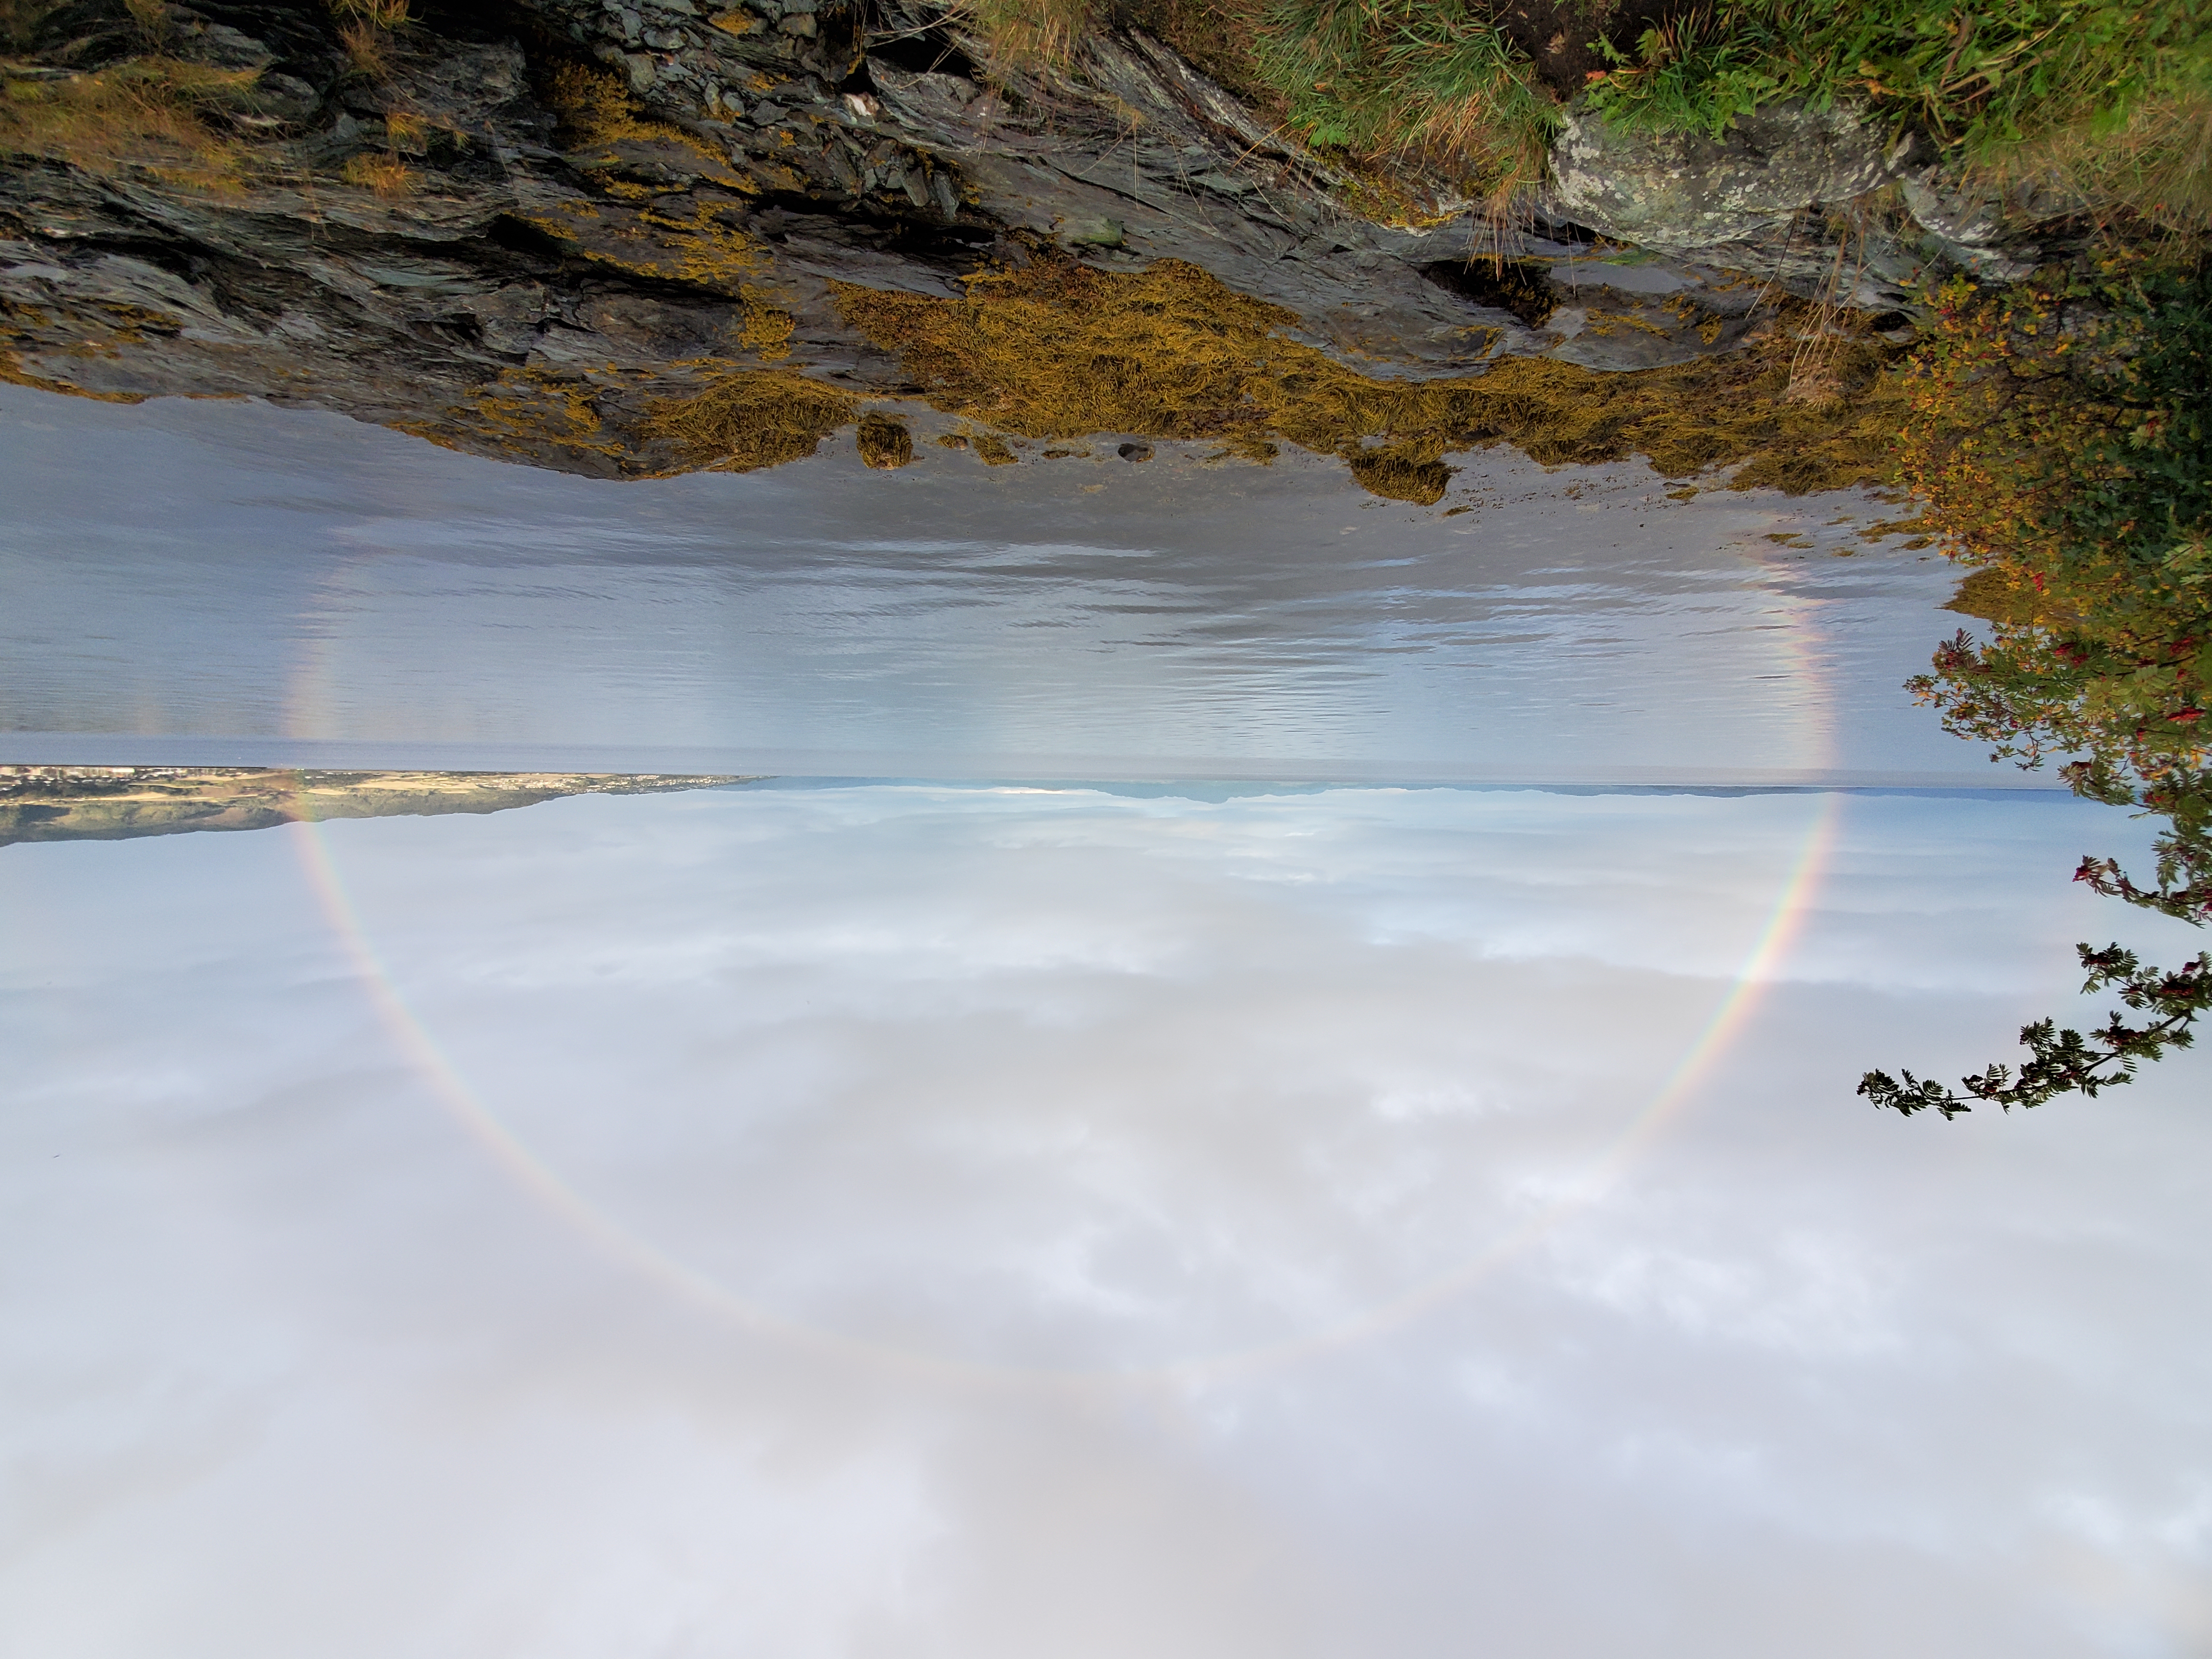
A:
950,0,1556,207
1587,0,2208,153
1584,0,2212,231
1248,0,1559,206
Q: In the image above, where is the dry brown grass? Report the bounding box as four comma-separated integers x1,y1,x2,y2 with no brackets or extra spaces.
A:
329,0,409,79
1989,88,2212,233
0,55,259,189
337,19,389,77
647,370,858,471
340,151,415,195
947,0,1098,71
330,0,409,27
830,254,1909,498
1783,311,1851,407
123,0,169,47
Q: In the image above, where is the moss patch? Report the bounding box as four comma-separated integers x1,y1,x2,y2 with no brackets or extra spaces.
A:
831,255,1907,499
0,294,175,401
542,60,730,172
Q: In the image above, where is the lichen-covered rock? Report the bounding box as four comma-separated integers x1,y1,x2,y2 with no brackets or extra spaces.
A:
1545,100,2060,309
1550,99,1897,252
1899,169,2041,282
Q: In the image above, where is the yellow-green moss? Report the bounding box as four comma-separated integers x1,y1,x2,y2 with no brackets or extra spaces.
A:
0,296,170,400
0,351,147,401
541,60,743,183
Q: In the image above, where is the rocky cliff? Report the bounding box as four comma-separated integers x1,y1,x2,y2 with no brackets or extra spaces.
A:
0,0,2056,491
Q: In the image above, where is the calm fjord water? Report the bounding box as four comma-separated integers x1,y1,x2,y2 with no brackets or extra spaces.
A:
5,384,1987,784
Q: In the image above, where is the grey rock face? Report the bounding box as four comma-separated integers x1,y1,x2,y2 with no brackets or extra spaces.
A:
0,0,2058,480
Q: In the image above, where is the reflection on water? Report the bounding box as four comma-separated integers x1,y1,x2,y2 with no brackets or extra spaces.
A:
2,784,2205,1657
2,386,1979,783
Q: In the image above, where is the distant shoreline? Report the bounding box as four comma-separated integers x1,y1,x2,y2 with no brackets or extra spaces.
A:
0,767,757,849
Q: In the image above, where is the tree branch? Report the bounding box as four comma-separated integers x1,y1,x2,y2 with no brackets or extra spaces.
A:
1859,947,2210,1117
